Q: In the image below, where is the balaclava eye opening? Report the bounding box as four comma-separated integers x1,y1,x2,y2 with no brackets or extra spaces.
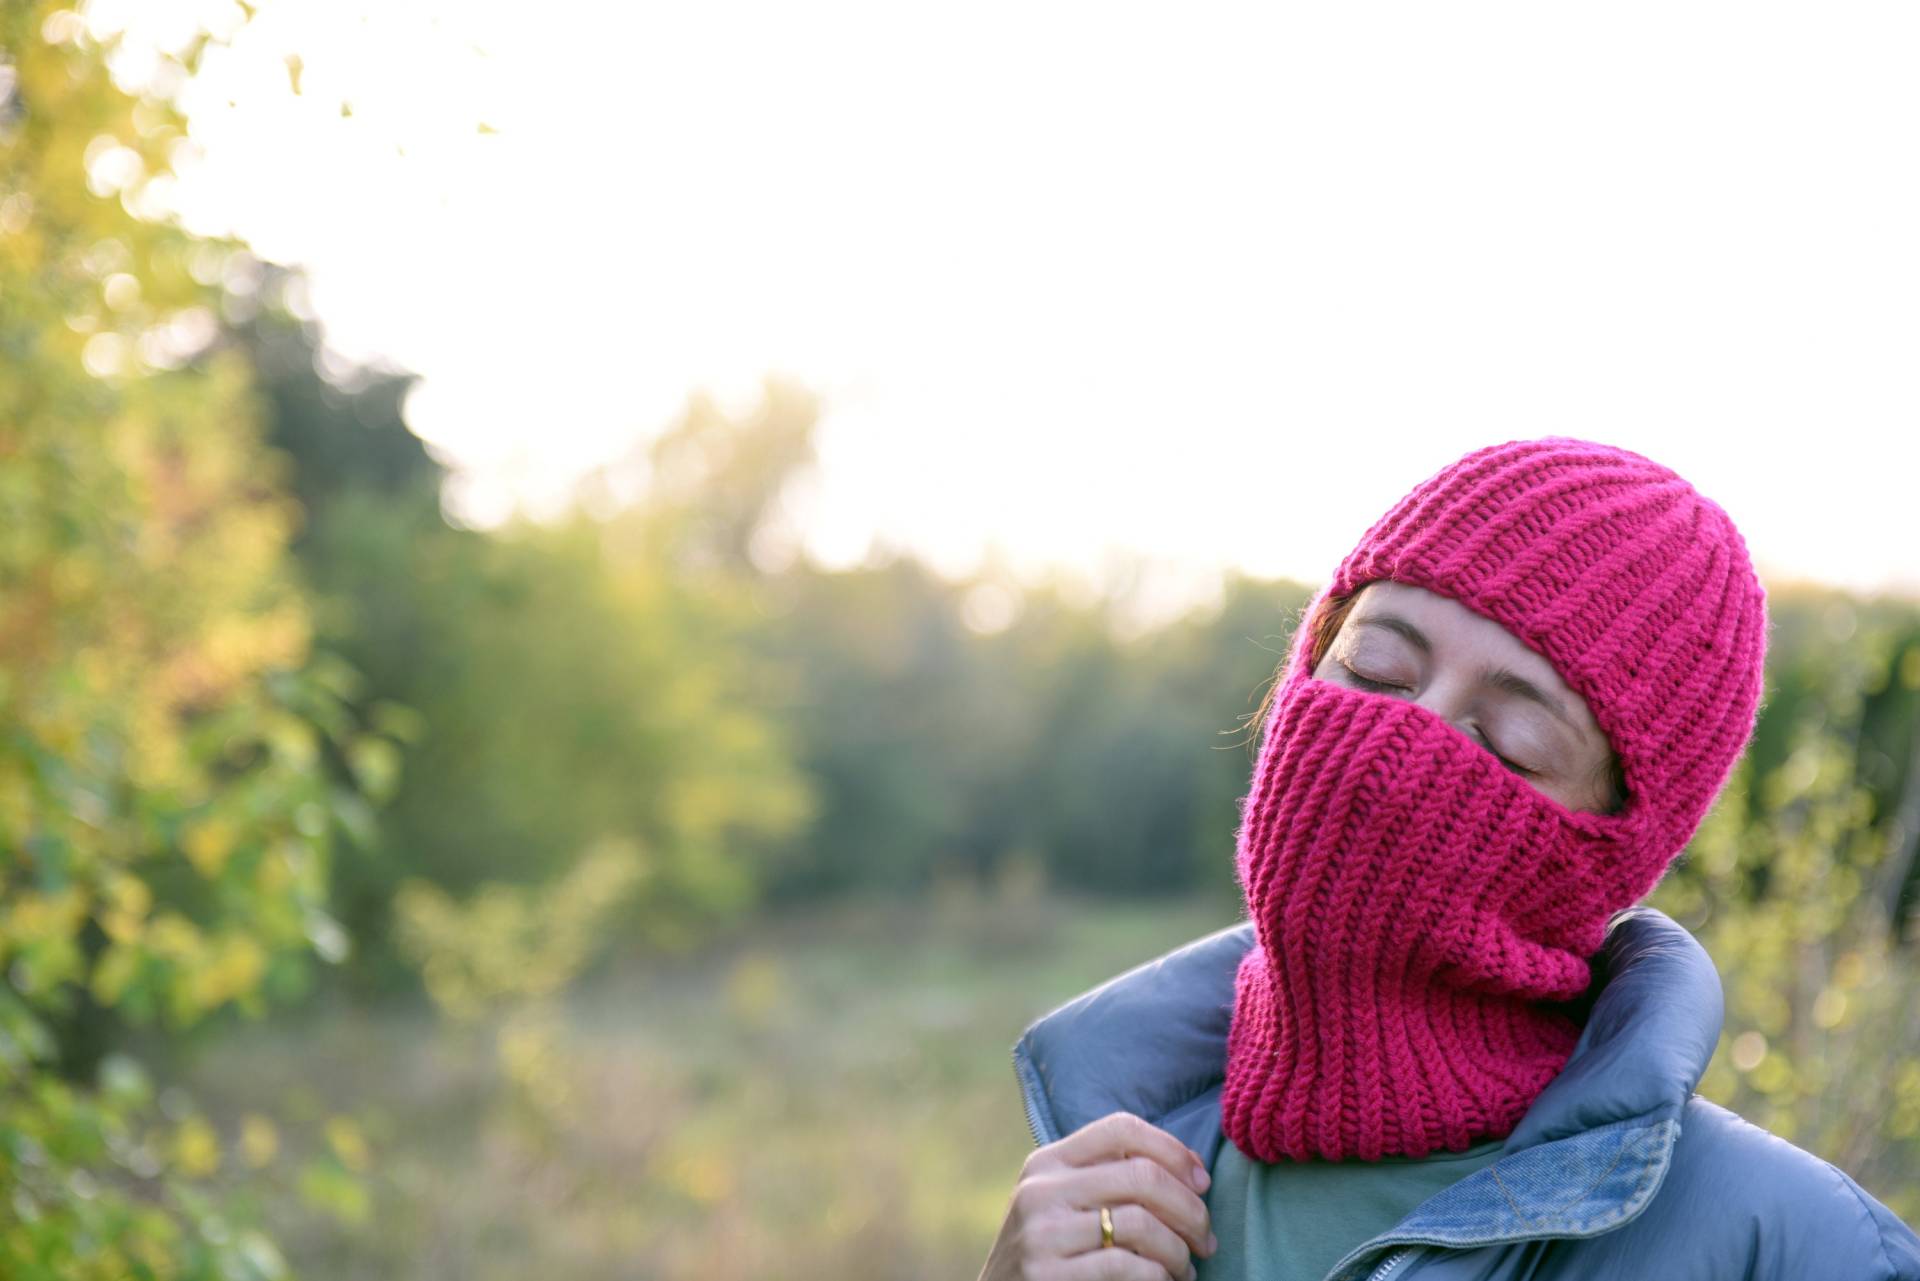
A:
1219,436,1769,1163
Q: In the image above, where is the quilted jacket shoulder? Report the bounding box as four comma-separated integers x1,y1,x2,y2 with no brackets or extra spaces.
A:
1589,1096,1920,1281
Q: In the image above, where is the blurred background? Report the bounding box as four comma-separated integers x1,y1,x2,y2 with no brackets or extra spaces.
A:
1,1,1917,1276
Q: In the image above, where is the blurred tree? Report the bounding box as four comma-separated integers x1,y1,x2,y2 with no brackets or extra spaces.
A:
0,4,397,1275
751,551,1316,902
230,273,1316,916
621,379,822,578
756,554,1016,897
234,270,439,521
1652,588,1920,1219
229,302,816,982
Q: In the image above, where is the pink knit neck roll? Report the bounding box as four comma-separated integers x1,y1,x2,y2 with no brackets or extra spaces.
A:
1219,437,1769,1163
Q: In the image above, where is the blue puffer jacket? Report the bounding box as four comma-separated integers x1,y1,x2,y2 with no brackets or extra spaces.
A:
1011,905,1920,1281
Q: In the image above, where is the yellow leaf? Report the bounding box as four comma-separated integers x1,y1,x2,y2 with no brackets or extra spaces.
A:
183,819,236,878
172,1117,221,1178
90,942,140,1004
240,1113,279,1167
100,873,153,941
324,1116,371,1173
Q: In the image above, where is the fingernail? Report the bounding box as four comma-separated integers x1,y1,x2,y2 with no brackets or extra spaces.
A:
1191,1162,1210,1192
1208,1231,1219,1254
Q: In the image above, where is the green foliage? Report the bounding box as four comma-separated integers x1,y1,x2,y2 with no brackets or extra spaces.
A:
757,554,1312,900
351,500,811,929
388,843,647,1209
1651,587,1920,1218
0,5,392,1273
239,314,817,987
394,839,645,1022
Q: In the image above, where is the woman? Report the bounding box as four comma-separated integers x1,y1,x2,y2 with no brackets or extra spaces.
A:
979,438,1920,1281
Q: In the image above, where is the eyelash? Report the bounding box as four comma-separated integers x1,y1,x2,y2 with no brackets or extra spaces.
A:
1337,660,1535,777
1342,666,1406,695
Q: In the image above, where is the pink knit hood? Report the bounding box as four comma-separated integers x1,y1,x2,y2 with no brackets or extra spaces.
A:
1219,437,1769,1163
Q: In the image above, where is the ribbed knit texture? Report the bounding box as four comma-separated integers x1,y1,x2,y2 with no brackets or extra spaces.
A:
1220,437,1768,1163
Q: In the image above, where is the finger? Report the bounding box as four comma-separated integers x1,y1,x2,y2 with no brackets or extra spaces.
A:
1054,1155,1215,1261
1081,1203,1196,1281
1025,1202,1194,1281
1041,1111,1210,1196
1048,1242,1180,1281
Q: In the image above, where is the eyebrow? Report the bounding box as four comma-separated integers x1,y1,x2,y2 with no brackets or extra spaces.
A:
1352,614,1580,731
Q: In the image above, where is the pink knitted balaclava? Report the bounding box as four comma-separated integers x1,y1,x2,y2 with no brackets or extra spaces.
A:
1219,437,1769,1164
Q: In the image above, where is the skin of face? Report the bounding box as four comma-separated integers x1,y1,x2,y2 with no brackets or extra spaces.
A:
1310,580,1620,815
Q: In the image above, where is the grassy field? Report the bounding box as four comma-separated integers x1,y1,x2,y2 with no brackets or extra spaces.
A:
169,884,1239,1279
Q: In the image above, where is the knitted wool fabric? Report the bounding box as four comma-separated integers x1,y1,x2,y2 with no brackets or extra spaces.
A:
1220,436,1769,1164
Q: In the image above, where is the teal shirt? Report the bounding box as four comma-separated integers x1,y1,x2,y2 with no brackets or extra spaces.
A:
1194,1134,1507,1281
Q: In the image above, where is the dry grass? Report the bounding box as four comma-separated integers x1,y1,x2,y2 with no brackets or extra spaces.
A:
170,886,1236,1279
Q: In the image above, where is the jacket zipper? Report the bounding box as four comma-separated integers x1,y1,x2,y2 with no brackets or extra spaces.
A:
1360,1245,1419,1281
1012,1043,1052,1147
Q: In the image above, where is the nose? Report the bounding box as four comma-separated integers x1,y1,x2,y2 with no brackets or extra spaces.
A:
1410,679,1482,748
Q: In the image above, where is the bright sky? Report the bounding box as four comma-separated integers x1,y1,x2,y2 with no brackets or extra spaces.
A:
91,0,1920,626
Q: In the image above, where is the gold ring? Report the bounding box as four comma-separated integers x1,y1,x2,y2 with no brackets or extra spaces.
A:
1099,1204,1115,1248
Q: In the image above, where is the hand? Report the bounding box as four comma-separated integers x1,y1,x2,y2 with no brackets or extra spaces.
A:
978,1110,1218,1280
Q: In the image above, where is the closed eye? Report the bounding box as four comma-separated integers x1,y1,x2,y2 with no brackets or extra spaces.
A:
1474,727,1535,777
1340,659,1535,777
1337,658,1409,695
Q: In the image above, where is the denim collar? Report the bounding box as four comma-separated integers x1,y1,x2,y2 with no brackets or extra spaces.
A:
1012,906,1723,1255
